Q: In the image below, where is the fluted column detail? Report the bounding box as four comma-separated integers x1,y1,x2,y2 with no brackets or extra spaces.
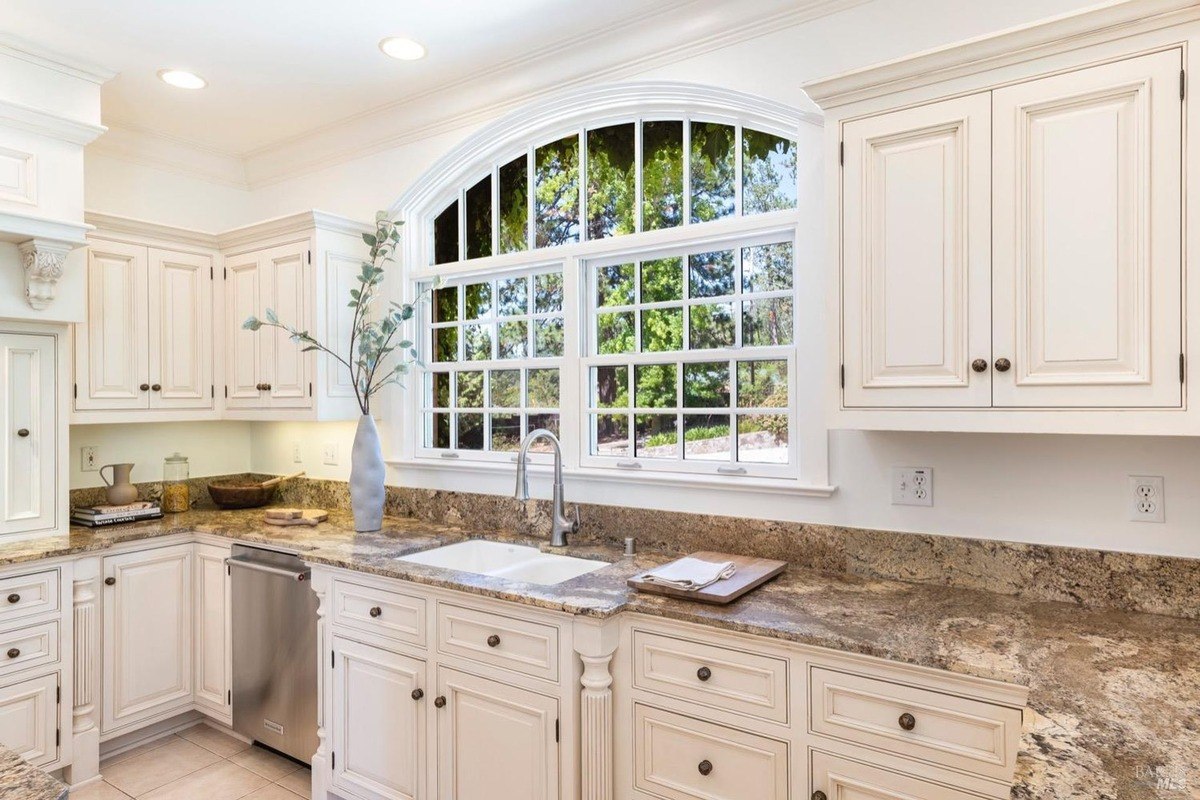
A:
573,618,619,800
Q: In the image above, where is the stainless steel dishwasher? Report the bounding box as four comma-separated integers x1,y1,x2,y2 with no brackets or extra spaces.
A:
227,543,318,764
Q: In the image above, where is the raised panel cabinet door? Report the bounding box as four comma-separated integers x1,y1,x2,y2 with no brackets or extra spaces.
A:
992,49,1183,408
436,667,558,800
0,673,58,768
331,637,425,800
842,93,992,408
148,248,213,410
102,544,193,734
76,240,149,410
193,543,231,719
262,242,312,408
225,254,263,408
0,333,56,537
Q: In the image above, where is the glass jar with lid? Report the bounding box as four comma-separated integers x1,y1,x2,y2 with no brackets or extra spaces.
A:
162,452,190,513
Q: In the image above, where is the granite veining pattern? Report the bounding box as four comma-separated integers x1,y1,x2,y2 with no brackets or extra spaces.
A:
0,746,66,800
47,483,1200,799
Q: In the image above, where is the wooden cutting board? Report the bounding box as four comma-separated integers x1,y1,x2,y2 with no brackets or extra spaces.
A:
627,551,786,604
263,510,328,527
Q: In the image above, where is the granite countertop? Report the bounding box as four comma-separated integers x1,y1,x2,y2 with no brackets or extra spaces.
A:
2,509,1196,799
0,746,66,800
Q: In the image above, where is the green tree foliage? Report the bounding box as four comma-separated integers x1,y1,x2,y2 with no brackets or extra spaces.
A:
642,121,683,230
587,124,636,239
743,131,798,214
690,122,735,223
535,136,580,247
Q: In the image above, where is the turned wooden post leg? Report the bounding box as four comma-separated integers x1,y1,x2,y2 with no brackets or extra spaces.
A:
63,558,100,786
310,567,331,800
574,619,619,800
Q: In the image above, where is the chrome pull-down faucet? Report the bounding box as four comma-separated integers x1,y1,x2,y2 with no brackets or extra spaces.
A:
514,428,578,547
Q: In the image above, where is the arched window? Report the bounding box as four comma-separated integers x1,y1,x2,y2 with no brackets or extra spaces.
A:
390,83,830,495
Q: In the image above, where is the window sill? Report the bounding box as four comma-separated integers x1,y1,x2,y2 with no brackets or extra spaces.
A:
386,454,837,498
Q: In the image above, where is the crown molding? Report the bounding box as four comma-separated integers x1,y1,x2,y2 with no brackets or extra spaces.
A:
216,210,371,251
0,98,107,146
0,209,91,246
84,211,221,249
802,0,1200,109
87,125,249,188
0,34,116,84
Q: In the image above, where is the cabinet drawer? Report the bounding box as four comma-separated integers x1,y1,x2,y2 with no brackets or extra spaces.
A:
0,672,58,768
810,667,1021,779
436,603,558,681
632,630,787,723
634,705,788,800
0,570,59,628
0,621,57,679
812,751,982,800
333,579,426,647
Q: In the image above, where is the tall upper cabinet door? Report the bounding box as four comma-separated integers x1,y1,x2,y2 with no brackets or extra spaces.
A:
262,243,312,409
76,240,149,410
992,49,1183,408
148,248,213,410
225,254,264,408
0,333,56,537
841,93,993,408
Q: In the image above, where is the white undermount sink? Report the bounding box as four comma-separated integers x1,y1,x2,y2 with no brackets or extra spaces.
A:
396,540,607,586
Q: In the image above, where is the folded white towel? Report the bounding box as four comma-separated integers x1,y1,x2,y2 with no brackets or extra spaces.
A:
641,557,737,591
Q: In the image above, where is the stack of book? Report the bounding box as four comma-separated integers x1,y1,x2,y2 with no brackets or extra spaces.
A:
71,501,163,527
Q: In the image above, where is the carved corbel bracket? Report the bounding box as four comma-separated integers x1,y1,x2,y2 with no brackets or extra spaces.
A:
18,237,74,310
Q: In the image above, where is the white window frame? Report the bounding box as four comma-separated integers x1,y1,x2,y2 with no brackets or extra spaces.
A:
388,82,832,500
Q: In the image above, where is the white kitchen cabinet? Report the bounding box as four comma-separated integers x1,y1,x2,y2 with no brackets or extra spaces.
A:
102,544,193,735
808,4,1198,434
331,636,426,800
0,331,57,538
991,49,1182,409
841,93,992,409
435,666,558,800
0,672,58,768
193,543,231,722
75,235,214,415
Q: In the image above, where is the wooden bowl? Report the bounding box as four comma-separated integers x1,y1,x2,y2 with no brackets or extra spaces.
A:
207,481,279,509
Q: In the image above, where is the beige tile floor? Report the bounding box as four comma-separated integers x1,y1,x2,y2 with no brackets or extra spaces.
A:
69,723,311,800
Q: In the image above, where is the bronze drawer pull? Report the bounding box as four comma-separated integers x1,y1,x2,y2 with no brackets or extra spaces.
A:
6,594,18,604
899,712,917,731
434,695,446,709
411,688,424,701
812,792,827,800
696,666,712,682
6,648,18,659
16,429,28,438
697,760,713,776
487,634,501,648
105,577,116,586
369,606,382,618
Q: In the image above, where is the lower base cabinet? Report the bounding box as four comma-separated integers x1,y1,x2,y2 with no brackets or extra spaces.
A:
0,672,59,768
435,667,559,800
811,751,981,800
331,637,426,800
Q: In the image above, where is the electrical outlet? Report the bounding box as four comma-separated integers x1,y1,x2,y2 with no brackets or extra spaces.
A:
322,443,339,466
1129,475,1165,523
81,446,98,472
292,442,303,464
892,467,933,507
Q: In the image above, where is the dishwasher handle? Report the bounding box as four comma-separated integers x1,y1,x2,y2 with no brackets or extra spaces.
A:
225,556,310,582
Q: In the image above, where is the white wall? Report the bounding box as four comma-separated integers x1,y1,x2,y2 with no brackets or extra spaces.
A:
69,421,254,490
84,0,1200,559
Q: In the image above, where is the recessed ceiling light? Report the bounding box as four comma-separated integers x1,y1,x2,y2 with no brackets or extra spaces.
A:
379,37,426,61
157,69,207,89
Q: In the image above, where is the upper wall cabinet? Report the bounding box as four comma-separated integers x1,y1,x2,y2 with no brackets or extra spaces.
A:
73,211,371,424
806,1,1199,435
0,329,58,539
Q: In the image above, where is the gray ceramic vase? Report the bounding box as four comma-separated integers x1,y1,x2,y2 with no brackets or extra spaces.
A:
350,414,385,532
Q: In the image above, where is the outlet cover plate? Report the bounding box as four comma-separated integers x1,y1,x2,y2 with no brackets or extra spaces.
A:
322,443,339,466
1129,475,1165,523
892,467,933,507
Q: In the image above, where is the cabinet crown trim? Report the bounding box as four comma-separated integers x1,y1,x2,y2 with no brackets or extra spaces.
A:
217,210,371,251
802,0,1200,108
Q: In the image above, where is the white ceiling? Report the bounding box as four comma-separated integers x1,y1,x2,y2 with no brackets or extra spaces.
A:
6,0,824,158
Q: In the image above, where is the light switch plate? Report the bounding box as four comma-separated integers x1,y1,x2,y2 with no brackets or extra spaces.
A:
1129,475,1165,523
322,443,338,466
892,467,933,506
81,446,98,472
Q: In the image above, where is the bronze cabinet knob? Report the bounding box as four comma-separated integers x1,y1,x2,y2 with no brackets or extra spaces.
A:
151,383,162,391
140,383,150,391
434,695,446,709
696,666,712,682
369,606,382,618
487,634,501,648
6,594,18,604
6,648,17,659
104,577,116,586
16,428,28,437
971,358,988,373
994,357,1012,373
255,383,264,391
262,383,272,391
899,712,917,731
411,688,424,701
697,760,713,776
812,792,828,800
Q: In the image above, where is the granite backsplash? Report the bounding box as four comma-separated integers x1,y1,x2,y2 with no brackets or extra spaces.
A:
72,473,1200,620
